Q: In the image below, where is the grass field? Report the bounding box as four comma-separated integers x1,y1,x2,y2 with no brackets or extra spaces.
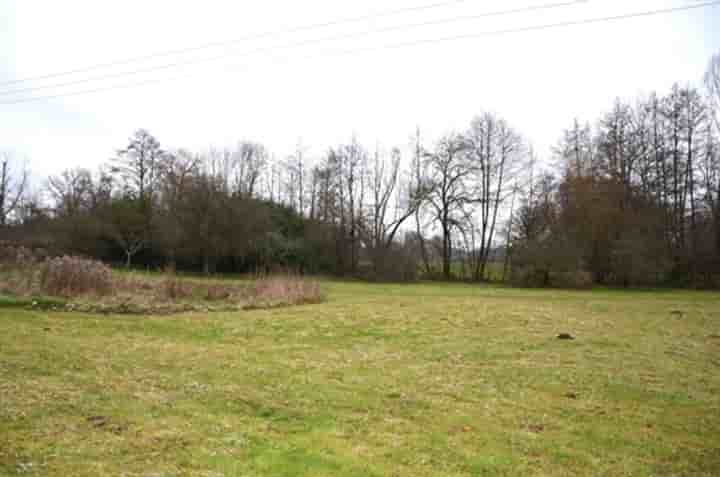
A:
1,281,720,476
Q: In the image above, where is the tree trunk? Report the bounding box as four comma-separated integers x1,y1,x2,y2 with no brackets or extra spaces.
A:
203,253,211,275
415,212,432,275
442,223,451,280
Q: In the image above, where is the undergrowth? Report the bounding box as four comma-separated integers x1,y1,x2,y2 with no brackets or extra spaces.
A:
0,245,323,314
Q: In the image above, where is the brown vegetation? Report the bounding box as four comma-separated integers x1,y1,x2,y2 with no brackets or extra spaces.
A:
0,246,323,313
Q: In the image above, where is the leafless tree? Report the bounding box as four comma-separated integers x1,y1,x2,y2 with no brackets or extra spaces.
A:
411,128,433,275
361,146,424,277
465,113,525,280
104,198,148,268
284,141,309,214
554,118,595,178
0,151,28,226
113,129,164,203
425,133,471,279
46,168,94,217
706,51,720,133
155,149,199,266
232,141,267,199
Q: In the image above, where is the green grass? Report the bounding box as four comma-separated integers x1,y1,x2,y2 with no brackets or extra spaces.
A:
1,281,720,476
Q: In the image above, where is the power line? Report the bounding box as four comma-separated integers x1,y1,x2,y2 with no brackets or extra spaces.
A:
0,0,476,87
2,1,717,106
0,0,588,97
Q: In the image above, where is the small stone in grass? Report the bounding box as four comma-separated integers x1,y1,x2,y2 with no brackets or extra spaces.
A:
557,333,575,340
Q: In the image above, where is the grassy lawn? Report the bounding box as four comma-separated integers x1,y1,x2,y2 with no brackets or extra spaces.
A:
1,281,720,476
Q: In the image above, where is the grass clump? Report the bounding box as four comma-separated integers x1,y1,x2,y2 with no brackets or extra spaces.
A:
0,250,112,299
159,266,195,300
39,256,113,297
246,275,324,309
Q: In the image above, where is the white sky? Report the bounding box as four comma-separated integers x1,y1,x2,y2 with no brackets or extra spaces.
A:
1,0,719,185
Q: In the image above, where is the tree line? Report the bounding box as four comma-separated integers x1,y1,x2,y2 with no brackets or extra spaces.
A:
513,53,720,287
2,52,720,286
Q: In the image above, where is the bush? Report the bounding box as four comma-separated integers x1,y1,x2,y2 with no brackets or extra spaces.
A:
510,266,549,288
554,270,594,289
204,283,233,301
160,266,194,300
246,275,324,308
510,266,593,289
0,246,44,296
0,244,37,269
39,256,113,297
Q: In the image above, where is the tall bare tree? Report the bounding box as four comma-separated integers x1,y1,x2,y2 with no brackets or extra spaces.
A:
46,168,94,217
465,113,525,281
555,118,595,178
706,51,720,133
411,128,433,275
362,146,424,276
232,141,267,199
425,134,471,279
112,129,165,256
0,151,28,226
155,149,199,266
113,129,164,203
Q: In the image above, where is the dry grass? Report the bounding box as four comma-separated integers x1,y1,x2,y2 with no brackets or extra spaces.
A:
39,256,113,297
246,274,324,309
0,249,325,314
0,251,113,298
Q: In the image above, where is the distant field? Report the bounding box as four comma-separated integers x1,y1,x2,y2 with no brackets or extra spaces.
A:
1,281,719,476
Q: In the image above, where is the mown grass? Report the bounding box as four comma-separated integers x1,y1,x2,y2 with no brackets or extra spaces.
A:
1,281,719,476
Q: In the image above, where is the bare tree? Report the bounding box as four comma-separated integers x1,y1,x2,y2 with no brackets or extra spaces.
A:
335,138,367,274
112,129,165,251
554,118,595,178
113,129,164,203
425,134,471,279
502,182,518,282
155,149,199,266
0,151,28,226
465,113,525,281
46,168,94,217
706,51,720,132
284,141,308,214
361,146,424,277
104,198,148,268
411,128,433,275
232,141,267,199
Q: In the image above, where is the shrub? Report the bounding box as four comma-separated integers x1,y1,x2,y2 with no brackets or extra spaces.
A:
204,283,233,301
0,245,37,296
510,266,549,288
0,245,37,269
510,266,593,289
39,256,113,297
160,266,194,300
554,270,594,289
246,275,324,308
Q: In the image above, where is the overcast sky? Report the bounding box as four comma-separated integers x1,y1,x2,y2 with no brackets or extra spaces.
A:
1,0,719,186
